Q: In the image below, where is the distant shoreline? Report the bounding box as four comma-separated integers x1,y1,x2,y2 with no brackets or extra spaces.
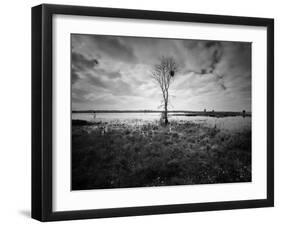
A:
72,110,251,117
72,110,251,113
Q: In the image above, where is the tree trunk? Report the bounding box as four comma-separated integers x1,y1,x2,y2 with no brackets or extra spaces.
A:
164,102,168,125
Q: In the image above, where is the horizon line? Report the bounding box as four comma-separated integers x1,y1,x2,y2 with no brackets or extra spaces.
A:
72,109,252,113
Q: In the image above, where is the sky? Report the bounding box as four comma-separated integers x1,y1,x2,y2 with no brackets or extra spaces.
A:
71,34,251,111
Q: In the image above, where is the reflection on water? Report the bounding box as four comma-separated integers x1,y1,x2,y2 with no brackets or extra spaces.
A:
72,112,251,132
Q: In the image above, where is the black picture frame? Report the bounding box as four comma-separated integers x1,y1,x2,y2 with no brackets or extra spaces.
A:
32,4,274,222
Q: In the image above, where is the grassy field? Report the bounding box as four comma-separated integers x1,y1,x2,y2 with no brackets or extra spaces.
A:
72,119,251,190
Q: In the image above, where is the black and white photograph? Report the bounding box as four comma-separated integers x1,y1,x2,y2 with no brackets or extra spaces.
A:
71,34,252,190
29,2,275,222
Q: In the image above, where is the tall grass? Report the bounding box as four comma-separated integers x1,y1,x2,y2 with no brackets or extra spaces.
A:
72,120,251,190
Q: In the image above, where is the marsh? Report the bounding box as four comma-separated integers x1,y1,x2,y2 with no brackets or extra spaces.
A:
72,113,251,190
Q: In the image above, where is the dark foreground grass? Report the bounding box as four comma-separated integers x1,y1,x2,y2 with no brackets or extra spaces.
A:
72,120,251,190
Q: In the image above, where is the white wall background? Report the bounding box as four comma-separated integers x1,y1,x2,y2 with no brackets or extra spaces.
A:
0,0,279,225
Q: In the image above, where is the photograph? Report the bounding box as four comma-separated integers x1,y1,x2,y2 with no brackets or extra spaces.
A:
71,34,252,190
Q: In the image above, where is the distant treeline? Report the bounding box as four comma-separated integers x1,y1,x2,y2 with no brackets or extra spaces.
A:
72,110,251,117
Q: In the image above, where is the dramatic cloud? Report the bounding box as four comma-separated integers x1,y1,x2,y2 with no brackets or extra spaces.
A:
71,51,99,84
71,34,251,111
72,52,99,71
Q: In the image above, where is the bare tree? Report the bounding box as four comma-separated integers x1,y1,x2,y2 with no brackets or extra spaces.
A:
151,56,178,125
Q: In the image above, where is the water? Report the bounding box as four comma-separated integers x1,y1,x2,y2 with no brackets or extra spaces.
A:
72,112,251,132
